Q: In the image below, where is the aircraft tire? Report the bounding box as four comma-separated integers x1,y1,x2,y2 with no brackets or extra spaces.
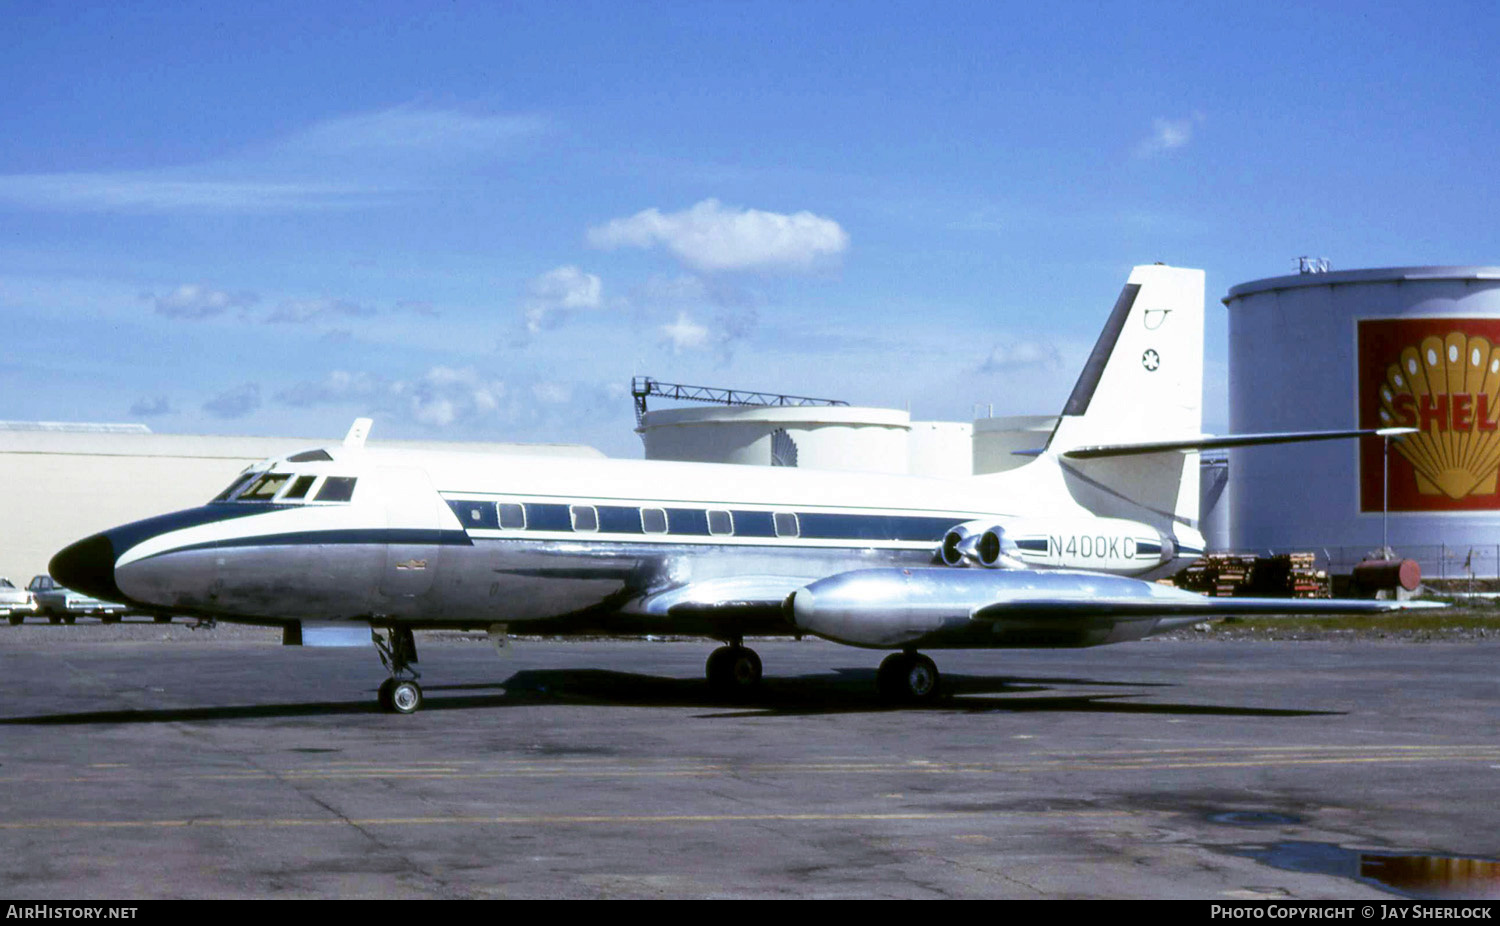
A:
389,680,423,714
706,646,762,697
7,614,22,626
877,653,941,704
47,613,61,625
62,614,76,625
377,678,396,712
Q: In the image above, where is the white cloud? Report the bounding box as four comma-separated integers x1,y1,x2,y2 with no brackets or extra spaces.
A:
977,341,1063,374
532,381,573,404
266,297,375,324
152,284,258,319
268,106,546,165
0,175,363,213
202,383,262,419
587,198,849,273
128,396,173,417
275,370,385,407
659,312,713,354
523,265,604,333
1135,113,1204,158
0,106,547,214
276,366,508,430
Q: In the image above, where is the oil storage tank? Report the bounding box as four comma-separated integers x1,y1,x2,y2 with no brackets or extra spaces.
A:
1225,266,1500,577
638,405,912,474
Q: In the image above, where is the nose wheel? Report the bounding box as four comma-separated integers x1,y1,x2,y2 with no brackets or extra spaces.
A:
373,626,423,714
378,677,423,714
876,652,942,704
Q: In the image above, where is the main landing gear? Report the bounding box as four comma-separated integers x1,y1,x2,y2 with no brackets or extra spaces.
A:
705,642,762,698
374,626,423,714
876,651,942,704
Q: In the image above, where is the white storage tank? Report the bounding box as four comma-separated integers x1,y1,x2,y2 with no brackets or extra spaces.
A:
1225,266,1500,576
972,416,1058,475
638,405,912,473
908,421,974,478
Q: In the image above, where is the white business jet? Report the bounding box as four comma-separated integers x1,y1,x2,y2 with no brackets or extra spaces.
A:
50,265,1426,712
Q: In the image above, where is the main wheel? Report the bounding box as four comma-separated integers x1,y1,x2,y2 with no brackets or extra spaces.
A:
706,646,762,697
7,614,22,626
389,679,423,714
877,652,941,704
377,677,397,711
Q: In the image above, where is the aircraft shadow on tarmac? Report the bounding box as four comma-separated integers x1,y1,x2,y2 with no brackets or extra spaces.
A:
0,668,1341,724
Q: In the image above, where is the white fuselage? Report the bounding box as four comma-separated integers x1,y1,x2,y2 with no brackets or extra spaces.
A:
81,444,1200,637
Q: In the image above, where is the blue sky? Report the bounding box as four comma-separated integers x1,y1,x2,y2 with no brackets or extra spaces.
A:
3,1,1497,456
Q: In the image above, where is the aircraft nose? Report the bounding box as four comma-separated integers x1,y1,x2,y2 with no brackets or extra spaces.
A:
49,533,123,603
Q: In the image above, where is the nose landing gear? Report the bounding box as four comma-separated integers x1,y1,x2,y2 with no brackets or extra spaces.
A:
374,626,422,714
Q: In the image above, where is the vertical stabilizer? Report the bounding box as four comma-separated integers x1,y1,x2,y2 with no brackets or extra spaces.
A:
1045,265,1206,538
1048,264,1204,453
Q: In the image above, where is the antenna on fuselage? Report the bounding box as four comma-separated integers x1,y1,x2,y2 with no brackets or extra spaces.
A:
343,418,373,449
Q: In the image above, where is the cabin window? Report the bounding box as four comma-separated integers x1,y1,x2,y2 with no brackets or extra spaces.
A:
314,477,358,503
239,473,291,502
773,511,800,538
598,506,644,534
707,509,733,536
524,504,572,531
447,500,498,529
498,503,527,530
282,475,317,501
729,510,775,537
666,508,709,536
570,505,599,532
641,507,667,534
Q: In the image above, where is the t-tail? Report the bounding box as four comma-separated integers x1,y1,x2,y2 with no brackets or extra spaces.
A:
1041,264,1208,554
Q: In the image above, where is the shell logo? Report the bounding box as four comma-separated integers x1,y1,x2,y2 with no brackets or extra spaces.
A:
1359,319,1500,512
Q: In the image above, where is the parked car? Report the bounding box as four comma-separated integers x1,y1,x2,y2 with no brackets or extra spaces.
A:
27,575,128,623
0,577,38,625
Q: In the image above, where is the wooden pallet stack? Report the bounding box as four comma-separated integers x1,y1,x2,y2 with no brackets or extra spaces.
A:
1172,553,1330,598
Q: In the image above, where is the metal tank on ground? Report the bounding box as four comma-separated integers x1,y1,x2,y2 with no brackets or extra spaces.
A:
638,405,913,474
1225,265,1500,577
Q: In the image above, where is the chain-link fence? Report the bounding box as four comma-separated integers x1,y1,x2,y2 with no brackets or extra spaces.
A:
1240,545,1500,581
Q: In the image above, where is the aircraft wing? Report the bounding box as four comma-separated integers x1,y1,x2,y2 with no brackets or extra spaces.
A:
786,567,1443,648
970,595,1442,621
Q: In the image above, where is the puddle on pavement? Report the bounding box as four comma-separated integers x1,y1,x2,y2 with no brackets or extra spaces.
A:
1233,841,1500,899
1210,811,1305,826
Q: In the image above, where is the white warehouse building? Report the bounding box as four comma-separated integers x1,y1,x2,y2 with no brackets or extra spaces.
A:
0,423,601,585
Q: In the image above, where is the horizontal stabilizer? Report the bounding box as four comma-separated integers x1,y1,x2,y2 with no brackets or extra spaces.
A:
1060,427,1416,460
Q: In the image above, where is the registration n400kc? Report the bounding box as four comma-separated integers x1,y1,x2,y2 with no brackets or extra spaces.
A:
50,265,1428,713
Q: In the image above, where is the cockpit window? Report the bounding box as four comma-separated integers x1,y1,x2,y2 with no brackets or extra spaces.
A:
314,477,357,502
212,472,259,502
287,449,334,463
239,473,291,501
282,475,317,501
